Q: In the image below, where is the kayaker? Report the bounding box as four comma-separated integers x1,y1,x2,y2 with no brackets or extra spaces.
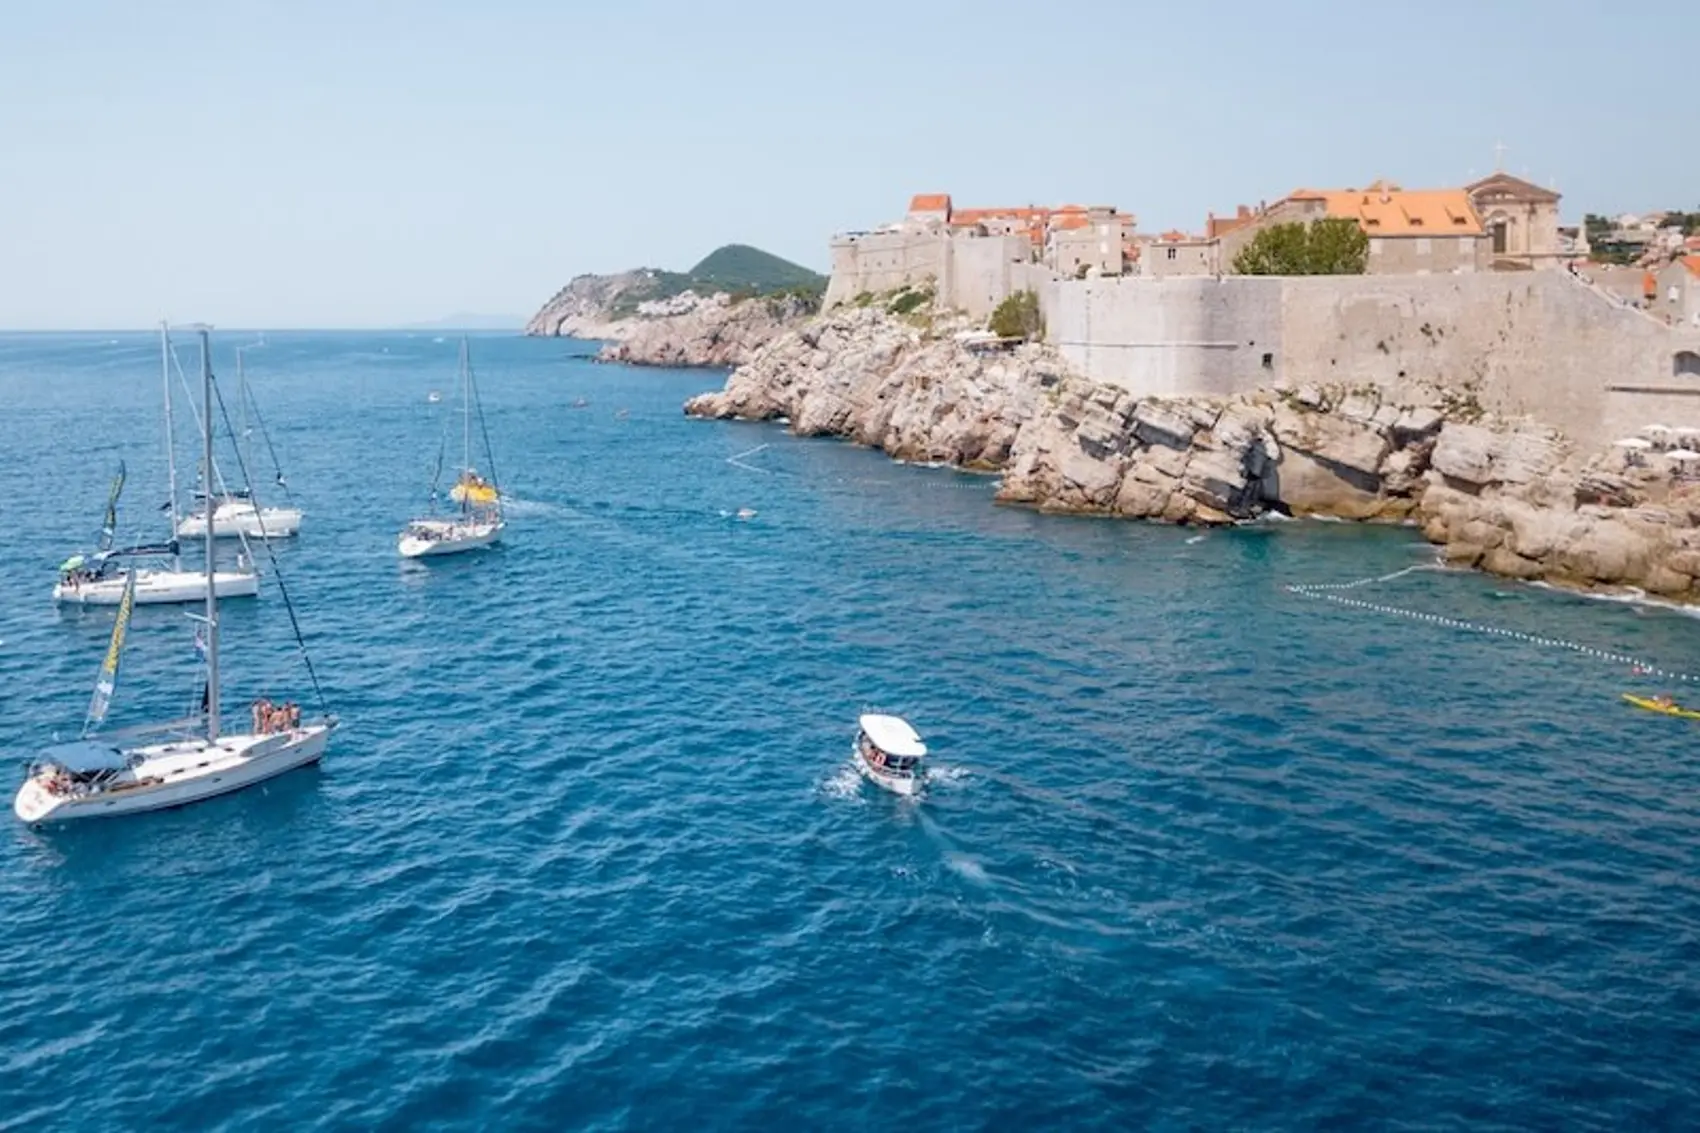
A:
1654,695,1676,710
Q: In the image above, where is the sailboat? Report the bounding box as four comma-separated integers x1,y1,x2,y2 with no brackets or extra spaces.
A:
176,340,303,539
17,328,335,826
53,327,260,607
399,337,505,558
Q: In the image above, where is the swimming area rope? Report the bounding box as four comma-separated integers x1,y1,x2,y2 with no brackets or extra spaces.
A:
1286,565,1700,684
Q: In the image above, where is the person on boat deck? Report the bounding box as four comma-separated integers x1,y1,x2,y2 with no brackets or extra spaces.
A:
252,698,271,734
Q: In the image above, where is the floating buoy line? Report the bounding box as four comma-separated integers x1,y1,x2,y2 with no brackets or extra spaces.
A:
1286,565,1700,684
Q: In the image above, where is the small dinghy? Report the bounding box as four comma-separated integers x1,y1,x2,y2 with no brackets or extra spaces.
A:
853,713,927,796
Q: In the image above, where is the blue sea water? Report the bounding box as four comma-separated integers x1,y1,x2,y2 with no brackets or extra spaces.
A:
2,330,1699,1131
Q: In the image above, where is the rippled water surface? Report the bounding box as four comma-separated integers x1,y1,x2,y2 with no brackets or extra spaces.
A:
2,331,1699,1131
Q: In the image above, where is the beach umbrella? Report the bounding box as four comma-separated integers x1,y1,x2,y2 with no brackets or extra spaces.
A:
58,555,84,572
1615,437,1653,450
1664,449,1700,461
1676,426,1700,436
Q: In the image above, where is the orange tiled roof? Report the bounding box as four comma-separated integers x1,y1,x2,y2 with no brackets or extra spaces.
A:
1679,256,1700,279
1287,181,1483,237
1051,214,1092,231
908,193,952,214
1156,229,1192,242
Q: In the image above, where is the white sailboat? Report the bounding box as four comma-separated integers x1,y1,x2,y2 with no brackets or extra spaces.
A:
17,328,335,826
53,327,260,607
399,337,505,558
176,340,303,539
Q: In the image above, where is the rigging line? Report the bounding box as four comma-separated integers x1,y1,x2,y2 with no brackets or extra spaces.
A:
241,379,293,503
468,348,502,499
210,369,331,717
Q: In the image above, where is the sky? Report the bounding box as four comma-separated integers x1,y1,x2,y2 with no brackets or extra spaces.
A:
1,0,1694,329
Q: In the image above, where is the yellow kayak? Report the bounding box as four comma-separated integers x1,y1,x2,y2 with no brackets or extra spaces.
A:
1622,694,1700,720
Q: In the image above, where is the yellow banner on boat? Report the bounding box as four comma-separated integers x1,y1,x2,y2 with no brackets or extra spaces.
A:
84,569,136,733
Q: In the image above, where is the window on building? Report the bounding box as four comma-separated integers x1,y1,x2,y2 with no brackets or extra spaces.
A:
1676,351,1700,378
1491,221,1508,255
1167,248,1178,261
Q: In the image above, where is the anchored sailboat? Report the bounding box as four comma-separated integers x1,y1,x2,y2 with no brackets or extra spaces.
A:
54,328,260,607
176,338,303,539
17,327,335,826
399,337,505,558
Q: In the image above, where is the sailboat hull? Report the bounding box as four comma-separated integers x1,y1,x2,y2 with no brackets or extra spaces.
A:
14,723,333,825
54,570,260,606
176,503,302,539
398,519,503,559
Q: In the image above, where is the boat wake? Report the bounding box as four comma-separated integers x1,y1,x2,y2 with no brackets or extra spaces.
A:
926,762,971,789
497,496,566,518
818,762,866,803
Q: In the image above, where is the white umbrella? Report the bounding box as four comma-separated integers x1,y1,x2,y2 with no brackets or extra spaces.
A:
1615,437,1653,450
1644,424,1673,434
1676,426,1700,436
1664,449,1700,461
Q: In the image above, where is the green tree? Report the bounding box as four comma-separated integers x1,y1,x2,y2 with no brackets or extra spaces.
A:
989,290,1043,340
1584,212,1613,237
1232,218,1368,275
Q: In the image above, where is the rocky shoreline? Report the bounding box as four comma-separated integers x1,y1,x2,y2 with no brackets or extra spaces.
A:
685,307,1700,601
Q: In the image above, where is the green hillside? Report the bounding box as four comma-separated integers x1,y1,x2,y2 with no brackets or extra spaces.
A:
606,244,826,318
686,244,825,293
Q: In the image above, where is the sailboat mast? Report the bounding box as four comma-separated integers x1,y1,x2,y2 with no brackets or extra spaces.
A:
161,323,181,570
199,328,220,741
237,347,249,487
461,337,472,479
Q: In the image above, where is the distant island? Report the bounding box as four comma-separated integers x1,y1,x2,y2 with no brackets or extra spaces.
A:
524,244,826,367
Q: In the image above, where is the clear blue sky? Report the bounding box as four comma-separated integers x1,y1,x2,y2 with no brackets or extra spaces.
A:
2,0,1693,329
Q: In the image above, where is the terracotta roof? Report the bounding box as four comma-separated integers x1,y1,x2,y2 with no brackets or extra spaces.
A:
1051,215,1092,231
1679,256,1700,279
1207,205,1257,240
908,193,952,214
1156,229,1194,243
1286,183,1483,237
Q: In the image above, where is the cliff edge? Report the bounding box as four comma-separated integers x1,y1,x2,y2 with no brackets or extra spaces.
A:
686,307,1700,601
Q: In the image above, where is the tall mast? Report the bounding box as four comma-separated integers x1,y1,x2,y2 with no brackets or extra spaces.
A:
199,328,220,741
237,347,249,488
460,337,472,479
160,323,182,571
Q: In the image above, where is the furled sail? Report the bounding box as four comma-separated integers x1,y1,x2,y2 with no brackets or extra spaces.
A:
98,461,127,553
82,569,137,736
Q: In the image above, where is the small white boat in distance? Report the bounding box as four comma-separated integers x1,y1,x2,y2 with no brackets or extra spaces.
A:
399,338,504,560
854,713,927,796
177,490,303,539
398,516,503,558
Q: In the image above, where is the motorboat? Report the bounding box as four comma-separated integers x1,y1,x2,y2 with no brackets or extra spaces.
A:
398,516,503,558
399,338,506,559
17,326,336,826
853,713,927,796
176,489,303,539
54,547,260,606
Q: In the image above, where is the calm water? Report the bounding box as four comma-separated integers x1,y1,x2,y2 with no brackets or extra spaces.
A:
1,331,1698,1131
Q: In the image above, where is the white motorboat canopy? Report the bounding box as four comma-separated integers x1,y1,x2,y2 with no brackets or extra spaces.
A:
858,713,927,758
38,740,131,774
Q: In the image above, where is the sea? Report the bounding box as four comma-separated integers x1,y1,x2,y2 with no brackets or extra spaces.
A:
1,330,1698,1131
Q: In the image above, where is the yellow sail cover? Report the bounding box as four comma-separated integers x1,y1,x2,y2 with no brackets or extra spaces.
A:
450,471,499,506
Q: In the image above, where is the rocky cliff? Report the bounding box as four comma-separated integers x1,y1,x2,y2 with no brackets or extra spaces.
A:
686,308,1700,601
524,271,654,340
595,292,817,369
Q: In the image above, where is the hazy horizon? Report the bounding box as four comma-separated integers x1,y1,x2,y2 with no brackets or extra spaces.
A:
4,0,1696,330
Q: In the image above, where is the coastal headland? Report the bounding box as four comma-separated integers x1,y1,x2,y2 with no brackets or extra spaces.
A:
529,188,1700,600
524,244,823,368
